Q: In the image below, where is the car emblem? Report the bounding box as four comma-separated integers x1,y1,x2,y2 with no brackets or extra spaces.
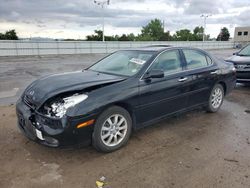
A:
29,90,35,95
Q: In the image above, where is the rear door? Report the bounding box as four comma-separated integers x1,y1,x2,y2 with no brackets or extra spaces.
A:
181,49,219,107
136,49,192,126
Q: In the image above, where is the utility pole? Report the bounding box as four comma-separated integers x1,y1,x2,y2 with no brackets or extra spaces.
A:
94,0,110,42
162,20,165,32
200,14,211,42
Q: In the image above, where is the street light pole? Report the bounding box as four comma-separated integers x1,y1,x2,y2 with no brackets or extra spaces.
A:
200,14,211,42
94,0,110,42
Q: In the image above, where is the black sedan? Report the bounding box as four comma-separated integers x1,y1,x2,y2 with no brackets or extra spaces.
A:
226,44,250,83
16,46,236,152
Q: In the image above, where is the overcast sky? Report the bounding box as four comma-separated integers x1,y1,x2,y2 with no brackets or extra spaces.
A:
0,0,250,39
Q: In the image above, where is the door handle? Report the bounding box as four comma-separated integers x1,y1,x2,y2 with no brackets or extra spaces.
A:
210,70,218,75
178,77,188,82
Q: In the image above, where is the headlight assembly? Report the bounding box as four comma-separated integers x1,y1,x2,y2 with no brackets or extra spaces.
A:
45,93,88,118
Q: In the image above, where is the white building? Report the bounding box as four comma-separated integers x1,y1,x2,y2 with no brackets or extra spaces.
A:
234,27,250,42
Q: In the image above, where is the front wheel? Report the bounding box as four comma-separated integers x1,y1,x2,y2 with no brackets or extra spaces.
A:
206,84,224,113
92,106,132,152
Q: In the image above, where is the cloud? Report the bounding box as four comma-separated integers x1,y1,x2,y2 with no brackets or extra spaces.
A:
185,0,218,14
0,0,249,38
37,24,46,28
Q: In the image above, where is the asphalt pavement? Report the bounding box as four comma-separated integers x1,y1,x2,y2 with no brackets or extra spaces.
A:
0,49,250,188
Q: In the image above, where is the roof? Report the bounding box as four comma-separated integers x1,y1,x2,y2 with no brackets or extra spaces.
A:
119,45,206,54
127,45,173,52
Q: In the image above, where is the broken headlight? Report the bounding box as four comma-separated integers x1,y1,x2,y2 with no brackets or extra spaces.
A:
44,93,88,118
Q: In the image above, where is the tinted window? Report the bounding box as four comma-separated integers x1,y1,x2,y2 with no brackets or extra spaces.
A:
151,50,182,75
183,50,208,69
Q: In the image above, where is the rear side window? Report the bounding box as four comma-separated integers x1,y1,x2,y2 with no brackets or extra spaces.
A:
183,49,211,69
151,50,182,75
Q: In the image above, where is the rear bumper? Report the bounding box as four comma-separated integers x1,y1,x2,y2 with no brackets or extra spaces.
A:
16,99,95,148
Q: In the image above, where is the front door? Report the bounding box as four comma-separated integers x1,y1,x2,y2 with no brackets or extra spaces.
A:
136,49,192,126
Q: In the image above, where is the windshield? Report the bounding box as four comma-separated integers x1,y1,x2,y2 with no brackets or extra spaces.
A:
238,45,250,56
89,50,155,76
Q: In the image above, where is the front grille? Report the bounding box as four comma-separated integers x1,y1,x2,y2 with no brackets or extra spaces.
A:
23,95,36,109
245,64,250,70
234,63,250,71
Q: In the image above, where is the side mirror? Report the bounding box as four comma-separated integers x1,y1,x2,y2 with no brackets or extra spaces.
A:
143,69,164,79
233,52,239,55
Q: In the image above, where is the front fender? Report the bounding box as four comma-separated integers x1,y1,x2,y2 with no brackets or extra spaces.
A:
67,79,139,117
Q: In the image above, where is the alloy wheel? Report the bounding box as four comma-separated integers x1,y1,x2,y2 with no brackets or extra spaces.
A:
100,114,128,147
211,87,223,109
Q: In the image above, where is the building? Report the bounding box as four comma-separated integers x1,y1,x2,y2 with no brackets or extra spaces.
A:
234,26,250,42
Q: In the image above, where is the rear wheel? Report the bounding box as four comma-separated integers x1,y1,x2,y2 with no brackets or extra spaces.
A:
92,106,132,152
206,84,224,113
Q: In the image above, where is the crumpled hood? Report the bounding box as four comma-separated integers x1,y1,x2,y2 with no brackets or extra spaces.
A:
226,55,250,63
24,70,125,107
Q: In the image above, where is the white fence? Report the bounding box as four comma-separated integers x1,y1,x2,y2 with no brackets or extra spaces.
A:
0,40,235,56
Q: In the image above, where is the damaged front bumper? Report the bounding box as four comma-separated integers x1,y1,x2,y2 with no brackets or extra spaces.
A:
16,99,95,147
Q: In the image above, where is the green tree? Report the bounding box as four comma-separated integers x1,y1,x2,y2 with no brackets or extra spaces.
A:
159,31,172,41
86,30,120,41
193,26,204,41
86,30,103,41
206,34,210,41
127,33,136,41
114,35,120,41
141,19,164,41
118,34,129,41
173,29,193,41
85,20,214,41
0,33,4,40
105,35,116,41
136,34,154,41
216,27,230,41
0,29,18,40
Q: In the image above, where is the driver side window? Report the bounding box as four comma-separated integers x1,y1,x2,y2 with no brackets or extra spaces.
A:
151,50,182,75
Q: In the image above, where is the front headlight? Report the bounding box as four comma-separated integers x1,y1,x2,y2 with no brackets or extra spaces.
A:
46,93,88,118
232,66,237,72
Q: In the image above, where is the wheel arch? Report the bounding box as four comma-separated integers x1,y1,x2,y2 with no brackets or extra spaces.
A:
217,81,227,95
112,102,136,129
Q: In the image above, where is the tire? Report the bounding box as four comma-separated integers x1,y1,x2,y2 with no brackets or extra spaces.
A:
92,106,132,152
206,84,224,113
